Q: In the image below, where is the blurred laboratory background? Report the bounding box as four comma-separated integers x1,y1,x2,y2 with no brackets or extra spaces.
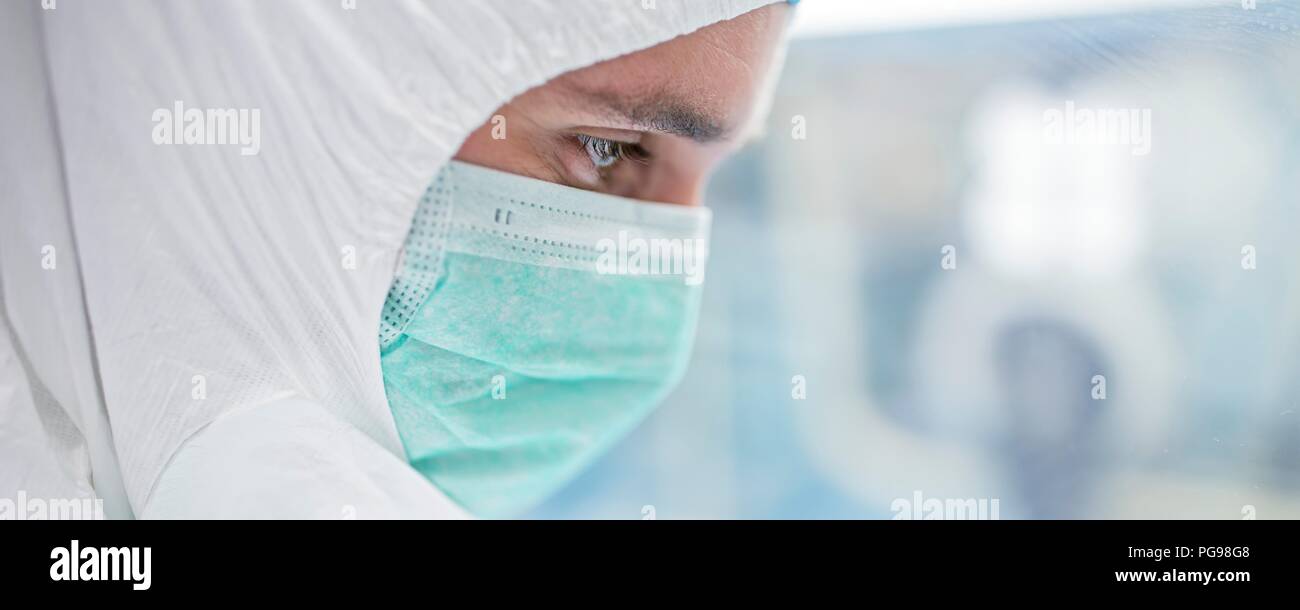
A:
530,0,1300,519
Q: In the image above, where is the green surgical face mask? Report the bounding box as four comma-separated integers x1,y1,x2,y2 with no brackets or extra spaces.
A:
379,161,710,518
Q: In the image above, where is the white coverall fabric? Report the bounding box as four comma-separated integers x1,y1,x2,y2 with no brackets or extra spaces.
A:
0,0,780,518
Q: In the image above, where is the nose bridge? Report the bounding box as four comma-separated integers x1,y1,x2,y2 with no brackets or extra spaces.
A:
647,171,708,207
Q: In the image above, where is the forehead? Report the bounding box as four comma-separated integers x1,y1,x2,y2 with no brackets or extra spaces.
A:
550,5,788,139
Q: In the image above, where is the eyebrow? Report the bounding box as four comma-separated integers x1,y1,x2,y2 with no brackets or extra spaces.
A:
577,88,731,143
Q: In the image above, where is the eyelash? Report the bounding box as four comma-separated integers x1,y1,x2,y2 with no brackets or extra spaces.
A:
576,134,650,170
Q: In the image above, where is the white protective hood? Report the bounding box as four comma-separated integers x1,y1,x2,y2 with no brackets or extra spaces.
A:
0,0,784,518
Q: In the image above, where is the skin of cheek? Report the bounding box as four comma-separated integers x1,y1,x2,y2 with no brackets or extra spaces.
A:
454,103,571,185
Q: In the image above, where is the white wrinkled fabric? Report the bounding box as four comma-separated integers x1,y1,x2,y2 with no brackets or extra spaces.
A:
0,0,780,518
0,2,133,519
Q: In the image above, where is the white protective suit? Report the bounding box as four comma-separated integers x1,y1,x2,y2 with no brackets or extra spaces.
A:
0,0,784,519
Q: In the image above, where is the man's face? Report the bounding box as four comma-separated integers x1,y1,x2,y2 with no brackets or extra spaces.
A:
454,4,789,206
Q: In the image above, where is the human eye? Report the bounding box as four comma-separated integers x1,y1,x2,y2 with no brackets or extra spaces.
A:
576,133,651,170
